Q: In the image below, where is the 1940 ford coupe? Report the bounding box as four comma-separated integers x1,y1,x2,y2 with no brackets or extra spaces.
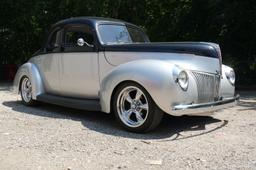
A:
14,17,239,132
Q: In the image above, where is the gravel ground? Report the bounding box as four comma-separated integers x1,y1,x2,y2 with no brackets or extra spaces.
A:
0,83,256,170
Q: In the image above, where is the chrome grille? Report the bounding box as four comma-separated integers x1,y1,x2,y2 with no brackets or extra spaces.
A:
192,71,220,103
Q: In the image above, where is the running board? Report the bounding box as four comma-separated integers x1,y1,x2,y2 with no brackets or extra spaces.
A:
37,94,101,111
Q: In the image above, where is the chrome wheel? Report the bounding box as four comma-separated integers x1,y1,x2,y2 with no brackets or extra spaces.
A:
116,86,149,128
21,77,32,103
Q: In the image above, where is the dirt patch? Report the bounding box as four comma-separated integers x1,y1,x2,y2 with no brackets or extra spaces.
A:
0,84,255,170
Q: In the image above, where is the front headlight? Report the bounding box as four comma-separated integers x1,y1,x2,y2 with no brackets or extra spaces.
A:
177,71,189,91
225,69,235,85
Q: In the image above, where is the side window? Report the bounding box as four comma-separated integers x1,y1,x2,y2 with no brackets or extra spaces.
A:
63,25,94,52
127,26,147,43
47,29,62,51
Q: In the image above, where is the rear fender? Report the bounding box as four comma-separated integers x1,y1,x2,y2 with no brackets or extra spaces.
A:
13,63,44,99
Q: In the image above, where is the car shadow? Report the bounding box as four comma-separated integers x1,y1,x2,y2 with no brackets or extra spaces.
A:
2,100,227,140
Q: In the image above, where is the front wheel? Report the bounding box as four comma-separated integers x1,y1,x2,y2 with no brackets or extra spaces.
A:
20,76,36,106
113,82,163,133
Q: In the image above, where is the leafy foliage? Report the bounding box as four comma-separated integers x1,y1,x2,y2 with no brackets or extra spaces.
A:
0,0,255,85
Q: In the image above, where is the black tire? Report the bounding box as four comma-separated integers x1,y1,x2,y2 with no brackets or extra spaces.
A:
20,76,37,106
112,82,163,133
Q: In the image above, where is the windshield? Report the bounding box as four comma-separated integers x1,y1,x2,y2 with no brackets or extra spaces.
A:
98,24,148,45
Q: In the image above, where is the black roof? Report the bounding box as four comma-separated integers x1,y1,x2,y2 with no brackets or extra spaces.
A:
51,17,134,30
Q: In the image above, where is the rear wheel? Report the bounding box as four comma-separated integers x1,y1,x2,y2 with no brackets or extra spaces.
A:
20,76,36,106
113,82,163,133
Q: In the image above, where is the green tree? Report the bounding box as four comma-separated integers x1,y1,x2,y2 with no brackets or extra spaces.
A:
0,0,255,85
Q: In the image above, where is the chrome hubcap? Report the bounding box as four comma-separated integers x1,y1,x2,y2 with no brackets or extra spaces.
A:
21,77,32,103
117,86,149,128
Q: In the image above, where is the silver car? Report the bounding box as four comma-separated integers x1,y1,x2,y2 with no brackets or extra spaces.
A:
14,17,239,132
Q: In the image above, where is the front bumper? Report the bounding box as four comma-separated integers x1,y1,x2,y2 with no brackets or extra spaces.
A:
172,95,239,116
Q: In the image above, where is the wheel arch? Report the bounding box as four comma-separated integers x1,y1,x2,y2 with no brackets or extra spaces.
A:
109,80,148,113
13,62,45,99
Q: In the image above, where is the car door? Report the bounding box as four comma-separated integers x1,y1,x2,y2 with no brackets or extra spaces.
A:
59,24,99,99
35,28,62,95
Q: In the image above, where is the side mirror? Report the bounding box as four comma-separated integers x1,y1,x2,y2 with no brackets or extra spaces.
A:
77,38,85,47
77,38,94,48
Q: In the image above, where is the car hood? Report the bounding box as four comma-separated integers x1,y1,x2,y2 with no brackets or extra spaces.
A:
103,42,221,59
103,42,222,74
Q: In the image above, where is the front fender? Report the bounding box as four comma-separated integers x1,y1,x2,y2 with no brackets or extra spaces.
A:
220,64,235,98
100,60,198,114
13,62,44,99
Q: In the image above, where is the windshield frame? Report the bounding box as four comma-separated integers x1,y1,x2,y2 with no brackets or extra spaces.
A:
96,23,150,45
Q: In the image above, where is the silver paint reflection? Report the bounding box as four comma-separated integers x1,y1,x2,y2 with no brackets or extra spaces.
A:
14,50,235,116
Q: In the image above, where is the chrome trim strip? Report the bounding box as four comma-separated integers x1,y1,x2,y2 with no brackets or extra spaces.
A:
172,95,239,116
